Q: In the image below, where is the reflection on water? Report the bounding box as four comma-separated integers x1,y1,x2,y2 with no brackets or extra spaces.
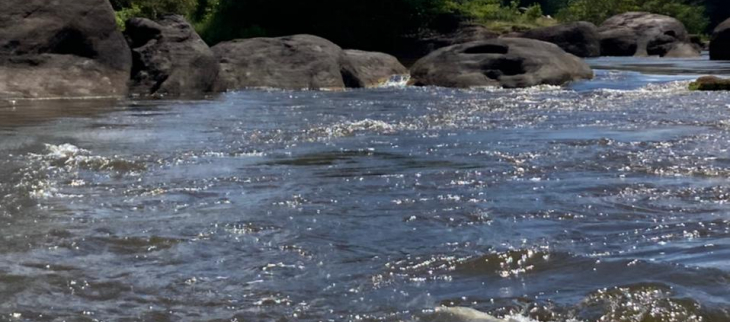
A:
2,59,730,321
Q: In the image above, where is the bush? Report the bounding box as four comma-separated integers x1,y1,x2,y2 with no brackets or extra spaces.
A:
112,0,199,21
556,0,708,33
115,5,142,30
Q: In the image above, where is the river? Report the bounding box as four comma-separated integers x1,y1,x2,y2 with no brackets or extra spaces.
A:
2,56,730,321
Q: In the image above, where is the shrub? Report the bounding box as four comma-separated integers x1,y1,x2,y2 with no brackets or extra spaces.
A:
556,0,708,33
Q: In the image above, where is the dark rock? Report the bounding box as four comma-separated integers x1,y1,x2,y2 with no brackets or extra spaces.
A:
598,12,699,57
408,23,500,59
340,50,408,88
517,22,600,57
689,76,730,91
690,35,707,51
409,38,593,88
0,0,132,99
212,35,346,90
125,15,219,97
710,18,730,60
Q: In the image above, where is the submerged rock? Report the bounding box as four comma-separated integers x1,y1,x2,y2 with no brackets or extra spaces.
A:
409,38,593,88
212,34,408,90
710,18,730,60
0,0,132,99
340,50,408,88
125,15,219,97
425,307,517,322
689,76,730,91
598,12,700,57
517,22,601,58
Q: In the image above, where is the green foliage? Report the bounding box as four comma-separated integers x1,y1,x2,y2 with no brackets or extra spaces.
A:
556,0,708,33
440,0,554,33
112,0,199,21
115,5,142,30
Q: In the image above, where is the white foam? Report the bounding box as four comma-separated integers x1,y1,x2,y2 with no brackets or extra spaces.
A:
378,74,411,88
43,143,89,159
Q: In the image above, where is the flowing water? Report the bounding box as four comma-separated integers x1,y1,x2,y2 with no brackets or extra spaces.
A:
2,56,730,322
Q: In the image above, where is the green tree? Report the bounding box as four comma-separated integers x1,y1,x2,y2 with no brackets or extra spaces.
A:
556,0,708,33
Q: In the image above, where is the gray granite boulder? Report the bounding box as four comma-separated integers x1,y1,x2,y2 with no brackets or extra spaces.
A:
0,0,132,99
125,15,219,97
517,22,600,58
340,50,408,88
409,38,593,88
598,12,700,57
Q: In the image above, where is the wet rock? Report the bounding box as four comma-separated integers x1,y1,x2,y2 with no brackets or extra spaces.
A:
0,0,132,99
212,35,346,90
340,50,408,88
598,12,700,57
426,307,513,322
517,22,601,58
710,18,730,60
689,76,730,91
409,38,593,88
125,15,219,97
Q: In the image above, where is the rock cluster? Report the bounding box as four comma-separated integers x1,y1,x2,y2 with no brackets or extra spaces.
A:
1,1,717,96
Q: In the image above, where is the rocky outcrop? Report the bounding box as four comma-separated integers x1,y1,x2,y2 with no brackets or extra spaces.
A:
409,38,593,88
598,12,700,57
340,50,408,88
212,35,407,90
689,76,730,91
710,18,730,60
517,22,600,58
0,0,132,99
125,15,219,97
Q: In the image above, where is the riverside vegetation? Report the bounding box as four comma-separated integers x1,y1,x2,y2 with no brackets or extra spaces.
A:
111,0,729,51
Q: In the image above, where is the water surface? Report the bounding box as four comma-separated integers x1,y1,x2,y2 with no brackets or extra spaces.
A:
2,59,730,321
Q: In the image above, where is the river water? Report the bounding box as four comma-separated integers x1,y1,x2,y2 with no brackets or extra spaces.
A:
2,56,730,322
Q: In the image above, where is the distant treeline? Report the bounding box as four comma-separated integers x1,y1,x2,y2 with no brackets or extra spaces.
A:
111,0,730,51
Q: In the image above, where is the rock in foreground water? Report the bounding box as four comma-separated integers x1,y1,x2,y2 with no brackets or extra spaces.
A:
689,76,730,91
710,18,730,60
598,12,700,57
409,38,593,88
517,22,601,58
0,0,132,99
125,15,219,97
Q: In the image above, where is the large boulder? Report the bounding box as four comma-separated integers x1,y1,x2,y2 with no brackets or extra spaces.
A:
0,0,132,99
598,12,700,57
125,15,219,97
409,38,593,88
212,34,408,90
212,35,346,90
710,18,730,60
517,22,600,58
340,50,408,88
